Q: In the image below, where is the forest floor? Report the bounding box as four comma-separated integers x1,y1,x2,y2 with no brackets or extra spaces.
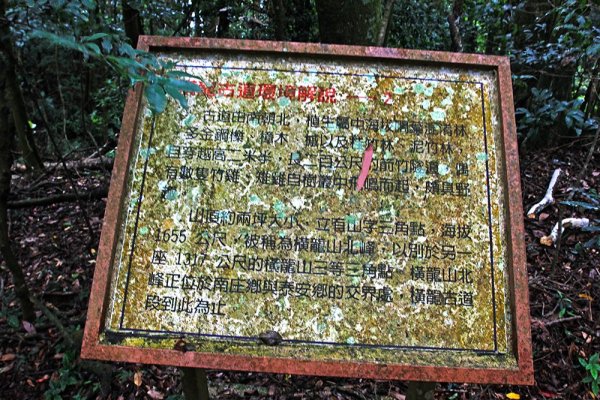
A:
0,140,599,400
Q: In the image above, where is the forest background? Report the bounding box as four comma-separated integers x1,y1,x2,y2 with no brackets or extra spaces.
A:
0,0,599,399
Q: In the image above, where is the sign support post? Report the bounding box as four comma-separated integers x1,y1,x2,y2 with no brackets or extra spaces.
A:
406,382,436,400
182,368,210,400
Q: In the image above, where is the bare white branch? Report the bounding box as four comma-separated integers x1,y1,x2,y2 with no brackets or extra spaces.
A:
540,217,590,247
527,168,562,218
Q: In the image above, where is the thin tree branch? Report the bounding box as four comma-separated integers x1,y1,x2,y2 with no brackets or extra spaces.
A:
172,0,201,36
448,0,464,52
33,99,96,246
8,186,108,209
550,125,600,266
377,0,395,47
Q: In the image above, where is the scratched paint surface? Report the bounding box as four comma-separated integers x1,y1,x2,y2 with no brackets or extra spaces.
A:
103,51,514,367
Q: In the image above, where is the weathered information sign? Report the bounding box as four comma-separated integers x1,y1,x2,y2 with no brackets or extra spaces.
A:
82,37,533,384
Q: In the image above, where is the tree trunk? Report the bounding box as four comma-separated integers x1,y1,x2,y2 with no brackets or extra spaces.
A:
315,0,383,46
448,0,464,52
583,61,599,119
377,0,395,46
288,0,314,42
0,65,35,322
0,0,44,172
271,0,287,41
122,0,144,47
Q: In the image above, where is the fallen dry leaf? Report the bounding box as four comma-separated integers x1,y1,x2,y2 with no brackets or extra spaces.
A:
22,320,36,334
147,388,164,399
0,364,14,374
538,390,560,398
0,354,16,362
133,371,142,387
389,391,406,400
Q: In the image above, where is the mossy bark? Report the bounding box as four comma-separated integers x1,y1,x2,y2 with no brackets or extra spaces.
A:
315,0,383,46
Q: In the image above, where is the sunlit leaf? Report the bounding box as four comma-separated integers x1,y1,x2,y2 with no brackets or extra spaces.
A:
579,293,593,301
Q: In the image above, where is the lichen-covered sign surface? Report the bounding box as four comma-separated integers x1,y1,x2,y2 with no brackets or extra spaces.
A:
83,38,533,384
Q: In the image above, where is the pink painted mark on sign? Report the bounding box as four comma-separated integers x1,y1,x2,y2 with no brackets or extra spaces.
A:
356,143,374,191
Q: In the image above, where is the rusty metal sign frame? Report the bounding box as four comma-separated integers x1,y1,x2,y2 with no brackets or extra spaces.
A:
81,36,533,385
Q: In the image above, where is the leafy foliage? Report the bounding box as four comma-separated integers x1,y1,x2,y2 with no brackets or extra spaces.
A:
561,188,600,249
507,0,600,147
579,353,600,396
516,88,597,146
43,351,95,400
4,0,598,154
386,0,450,50
30,30,203,113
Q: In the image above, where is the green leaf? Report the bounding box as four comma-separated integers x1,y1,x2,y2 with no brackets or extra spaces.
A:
138,54,160,69
165,78,202,93
85,42,101,55
50,0,67,9
145,83,167,113
160,59,176,69
593,380,599,396
118,43,136,57
166,70,202,80
163,83,188,109
101,37,113,53
560,201,599,211
31,30,86,53
580,357,589,367
183,114,195,127
81,0,96,9
7,314,19,329
106,55,147,72
587,43,600,57
82,32,109,42
565,115,573,128
583,236,600,249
